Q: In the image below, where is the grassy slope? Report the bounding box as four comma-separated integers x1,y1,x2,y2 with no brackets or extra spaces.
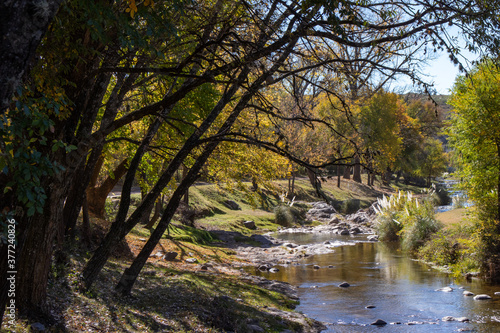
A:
189,175,393,235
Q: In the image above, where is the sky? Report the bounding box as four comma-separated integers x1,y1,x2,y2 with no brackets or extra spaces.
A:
424,52,461,95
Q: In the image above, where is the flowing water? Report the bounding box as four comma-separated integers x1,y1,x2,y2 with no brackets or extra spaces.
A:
250,232,500,332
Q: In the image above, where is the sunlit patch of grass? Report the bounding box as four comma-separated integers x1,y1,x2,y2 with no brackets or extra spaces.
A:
435,208,470,228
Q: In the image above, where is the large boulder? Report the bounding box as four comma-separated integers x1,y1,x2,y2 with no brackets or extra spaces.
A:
243,220,256,229
224,200,241,210
163,251,178,261
306,202,337,221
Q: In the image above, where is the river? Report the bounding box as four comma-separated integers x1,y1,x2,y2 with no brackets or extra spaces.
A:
250,232,500,332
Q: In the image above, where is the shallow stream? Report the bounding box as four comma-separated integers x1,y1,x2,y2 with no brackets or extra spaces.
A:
250,232,500,332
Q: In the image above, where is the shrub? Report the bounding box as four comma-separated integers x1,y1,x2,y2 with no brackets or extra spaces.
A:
274,205,302,227
418,224,482,277
418,232,457,266
341,199,360,214
374,191,442,252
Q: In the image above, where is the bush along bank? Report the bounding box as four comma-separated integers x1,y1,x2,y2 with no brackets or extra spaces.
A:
374,190,442,253
373,189,486,279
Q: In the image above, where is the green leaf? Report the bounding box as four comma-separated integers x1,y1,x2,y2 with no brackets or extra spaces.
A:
27,206,35,216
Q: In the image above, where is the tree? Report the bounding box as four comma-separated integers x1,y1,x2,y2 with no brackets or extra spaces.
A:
448,59,500,223
414,138,447,187
358,91,405,184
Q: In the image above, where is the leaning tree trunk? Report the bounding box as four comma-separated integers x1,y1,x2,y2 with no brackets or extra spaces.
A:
306,168,322,198
115,170,198,295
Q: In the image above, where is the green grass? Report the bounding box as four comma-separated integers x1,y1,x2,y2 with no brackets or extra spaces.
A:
435,208,469,228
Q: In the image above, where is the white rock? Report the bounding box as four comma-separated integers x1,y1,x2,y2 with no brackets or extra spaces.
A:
474,294,492,300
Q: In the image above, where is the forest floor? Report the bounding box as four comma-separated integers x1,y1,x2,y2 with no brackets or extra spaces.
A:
6,176,455,333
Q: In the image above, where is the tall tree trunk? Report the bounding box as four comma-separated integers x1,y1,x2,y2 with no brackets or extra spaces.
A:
16,176,68,317
64,146,107,239
139,202,155,226
145,198,162,229
115,104,244,294
87,158,129,217
343,166,351,180
337,165,341,188
81,193,91,246
115,171,197,295
353,156,362,183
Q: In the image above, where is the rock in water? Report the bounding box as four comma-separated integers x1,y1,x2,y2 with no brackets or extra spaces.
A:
435,286,453,292
371,319,387,326
313,265,320,269
474,294,492,300
339,282,350,288
463,291,474,296
339,228,350,235
455,317,470,322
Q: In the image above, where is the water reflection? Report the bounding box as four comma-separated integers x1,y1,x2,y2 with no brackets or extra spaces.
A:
252,233,500,332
